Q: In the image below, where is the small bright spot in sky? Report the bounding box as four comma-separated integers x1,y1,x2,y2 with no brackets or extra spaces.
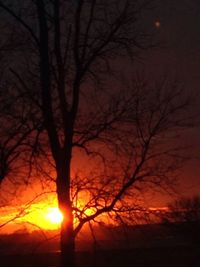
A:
154,20,161,29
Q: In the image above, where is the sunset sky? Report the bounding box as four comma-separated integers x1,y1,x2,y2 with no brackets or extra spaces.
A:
0,0,200,234
140,0,200,199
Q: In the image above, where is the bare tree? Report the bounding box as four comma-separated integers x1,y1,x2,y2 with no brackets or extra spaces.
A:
0,1,193,267
167,195,200,223
160,196,200,245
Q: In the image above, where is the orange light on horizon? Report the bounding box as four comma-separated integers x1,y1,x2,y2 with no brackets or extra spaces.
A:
0,203,65,233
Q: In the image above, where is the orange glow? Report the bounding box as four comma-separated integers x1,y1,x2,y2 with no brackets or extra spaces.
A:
0,193,96,233
0,201,65,233
22,204,64,230
0,187,168,234
45,207,63,225
154,20,161,28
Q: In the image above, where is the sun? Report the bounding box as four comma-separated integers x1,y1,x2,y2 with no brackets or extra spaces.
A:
45,207,64,225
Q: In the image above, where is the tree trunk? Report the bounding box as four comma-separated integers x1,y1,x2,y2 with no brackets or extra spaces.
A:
60,208,75,267
57,162,75,267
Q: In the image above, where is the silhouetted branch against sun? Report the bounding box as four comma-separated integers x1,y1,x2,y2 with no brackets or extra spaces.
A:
70,76,192,235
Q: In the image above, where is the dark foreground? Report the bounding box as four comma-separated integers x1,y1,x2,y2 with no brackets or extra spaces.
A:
0,246,199,267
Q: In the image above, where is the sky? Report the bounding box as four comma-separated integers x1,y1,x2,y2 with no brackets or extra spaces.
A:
139,0,200,202
0,0,200,233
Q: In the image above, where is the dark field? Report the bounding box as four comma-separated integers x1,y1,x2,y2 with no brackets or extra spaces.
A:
1,224,200,266
0,246,199,267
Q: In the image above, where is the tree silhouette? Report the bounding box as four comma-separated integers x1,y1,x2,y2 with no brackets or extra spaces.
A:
0,1,193,267
160,196,200,245
167,195,200,223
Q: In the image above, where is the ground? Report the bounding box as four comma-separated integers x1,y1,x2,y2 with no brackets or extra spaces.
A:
0,246,199,267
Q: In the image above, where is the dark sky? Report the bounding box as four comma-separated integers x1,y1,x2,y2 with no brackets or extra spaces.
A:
141,0,200,205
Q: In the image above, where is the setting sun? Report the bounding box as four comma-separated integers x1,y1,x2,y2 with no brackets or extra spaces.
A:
45,207,64,225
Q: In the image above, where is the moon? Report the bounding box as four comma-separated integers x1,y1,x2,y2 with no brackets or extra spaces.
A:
154,20,161,29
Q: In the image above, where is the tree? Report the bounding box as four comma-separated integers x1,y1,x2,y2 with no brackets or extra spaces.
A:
0,1,192,267
161,196,200,245
167,195,200,223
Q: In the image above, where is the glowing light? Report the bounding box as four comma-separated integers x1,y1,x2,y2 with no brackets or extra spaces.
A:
154,20,161,29
45,207,64,225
